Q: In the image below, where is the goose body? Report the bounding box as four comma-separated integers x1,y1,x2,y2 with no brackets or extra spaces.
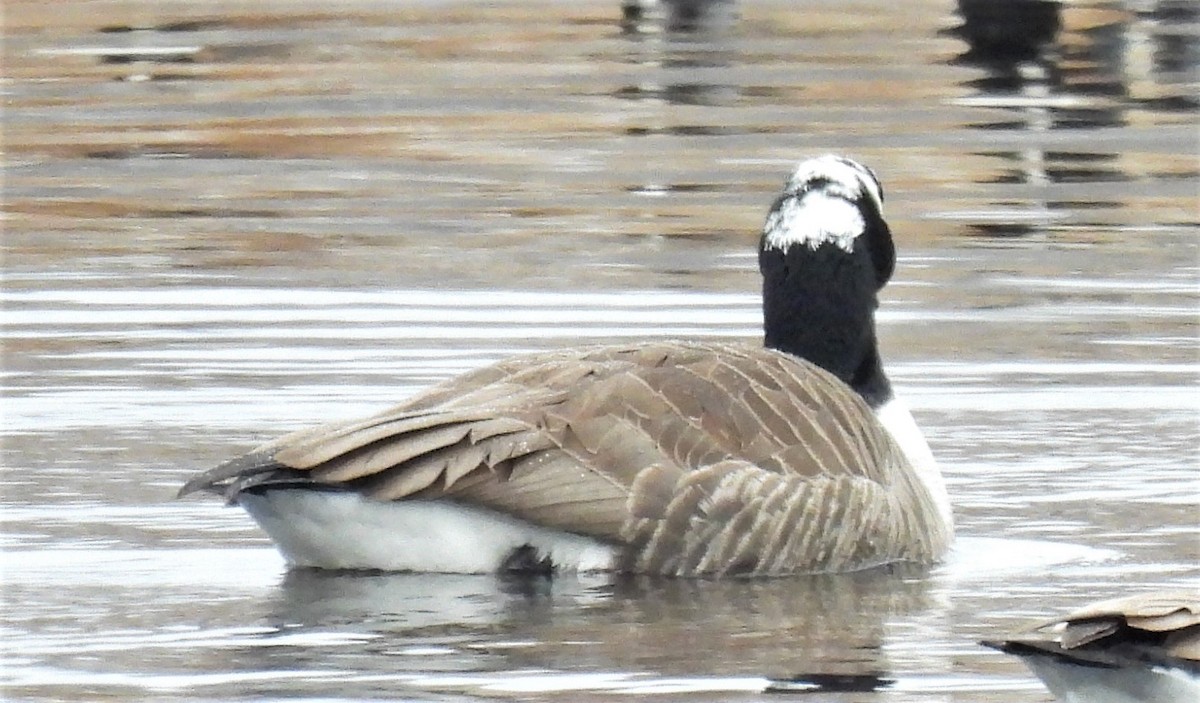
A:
984,590,1200,703
179,155,954,576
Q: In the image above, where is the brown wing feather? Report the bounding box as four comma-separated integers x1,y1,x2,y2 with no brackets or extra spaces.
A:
984,589,1200,672
180,340,949,574
1046,590,1200,657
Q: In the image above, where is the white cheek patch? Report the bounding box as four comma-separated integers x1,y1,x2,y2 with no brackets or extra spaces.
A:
787,155,884,216
761,191,865,253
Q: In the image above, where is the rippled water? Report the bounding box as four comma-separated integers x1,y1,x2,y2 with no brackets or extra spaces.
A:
3,0,1198,701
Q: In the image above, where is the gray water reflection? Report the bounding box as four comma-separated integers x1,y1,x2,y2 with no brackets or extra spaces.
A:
3,0,1198,701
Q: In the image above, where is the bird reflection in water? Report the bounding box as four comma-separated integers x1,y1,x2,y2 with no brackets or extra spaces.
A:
268,564,937,690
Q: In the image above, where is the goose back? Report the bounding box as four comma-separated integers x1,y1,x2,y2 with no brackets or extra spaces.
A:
181,340,952,576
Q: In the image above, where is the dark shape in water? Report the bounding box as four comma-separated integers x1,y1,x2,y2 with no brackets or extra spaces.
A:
951,0,1062,62
621,0,738,34
765,672,894,694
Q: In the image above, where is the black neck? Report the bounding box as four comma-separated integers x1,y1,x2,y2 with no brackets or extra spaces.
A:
758,211,896,408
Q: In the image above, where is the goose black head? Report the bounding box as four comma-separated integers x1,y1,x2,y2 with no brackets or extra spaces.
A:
758,155,897,407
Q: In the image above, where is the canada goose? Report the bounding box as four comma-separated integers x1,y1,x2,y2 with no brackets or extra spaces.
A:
178,155,954,576
983,590,1200,703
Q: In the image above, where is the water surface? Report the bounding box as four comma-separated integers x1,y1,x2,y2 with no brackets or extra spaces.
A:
3,0,1198,701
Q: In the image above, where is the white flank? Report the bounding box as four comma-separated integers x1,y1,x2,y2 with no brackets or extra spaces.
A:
238,490,618,573
874,397,955,534
761,191,865,253
1023,656,1200,703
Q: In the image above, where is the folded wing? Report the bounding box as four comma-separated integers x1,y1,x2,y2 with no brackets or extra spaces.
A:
180,341,949,575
